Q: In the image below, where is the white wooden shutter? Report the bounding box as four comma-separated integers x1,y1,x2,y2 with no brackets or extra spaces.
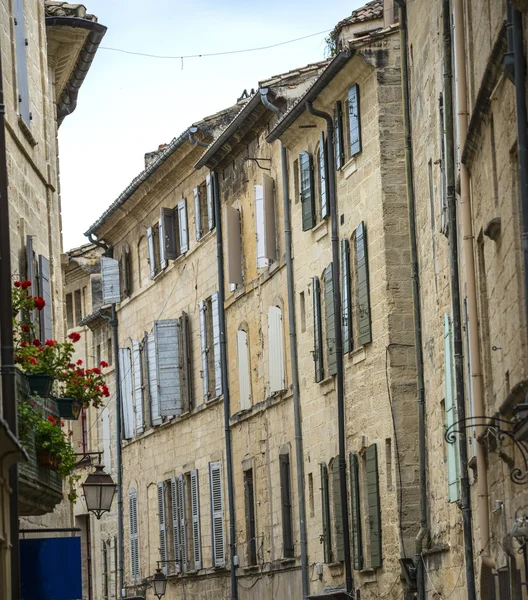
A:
159,214,167,269
255,185,269,269
178,199,189,253
38,255,53,340
146,227,156,279
211,293,222,397
209,461,225,567
14,0,30,126
444,313,460,502
129,489,140,581
268,306,285,393
191,470,202,570
101,257,121,305
154,320,182,416
157,482,168,573
119,348,134,439
237,330,251,410
178,474,188,572
147,332,162,425
206,174,214,231
262,173,277,261
170,477,182,573
194,186,202,241
225,206,242,284
199,301,209,400
132,340,144,435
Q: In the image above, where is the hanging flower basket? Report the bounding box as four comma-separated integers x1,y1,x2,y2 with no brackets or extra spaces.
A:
37,449,59,470
56,397,83,420
26,373,53,398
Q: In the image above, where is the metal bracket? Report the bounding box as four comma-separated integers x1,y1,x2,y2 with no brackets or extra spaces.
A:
74,451,103,469
245,157,271,171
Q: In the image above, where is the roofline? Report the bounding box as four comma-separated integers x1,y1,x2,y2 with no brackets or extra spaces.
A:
266,50,353,143
45,16,107,125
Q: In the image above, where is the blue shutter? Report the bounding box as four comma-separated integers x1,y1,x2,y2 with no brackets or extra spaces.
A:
356,222,372,345
157,482,168,573
119,348,134,439
38,255,52,341
348,84,361,157
334,102,345,169
312,277,324,383
444,313,460,502
132,340,144,435
170,477,182,573
101,257,121,305
199,300,209,400
14,0,30,126
211,293,222,397
319,132,328,219
366,444,382,568
147,331,162,425
342,238,353,354
191,469,202,570
154,320,182,417
129,489,140,580
178,474,188,572
325,264,337,376
299,151,315,231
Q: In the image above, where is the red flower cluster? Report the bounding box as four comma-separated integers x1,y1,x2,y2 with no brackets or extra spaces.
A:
14,280,31,290
34,297,45,311
68,332,81,343
33,339,41,347
102,385,110,398
76,359,83,366
45,339,56,347
100,360,109,369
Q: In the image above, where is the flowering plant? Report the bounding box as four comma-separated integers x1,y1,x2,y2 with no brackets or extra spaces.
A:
57,358,110,409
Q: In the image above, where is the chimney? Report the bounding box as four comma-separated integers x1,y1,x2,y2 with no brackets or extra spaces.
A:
144,143,169,170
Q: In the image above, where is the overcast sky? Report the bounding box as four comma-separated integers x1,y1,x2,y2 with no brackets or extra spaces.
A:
59,0,363,250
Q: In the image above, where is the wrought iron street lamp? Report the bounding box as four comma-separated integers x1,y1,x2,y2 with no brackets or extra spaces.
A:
152,568,167,599
82,464,117,519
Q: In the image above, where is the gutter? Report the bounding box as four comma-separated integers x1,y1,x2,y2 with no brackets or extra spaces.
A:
44,17,107,125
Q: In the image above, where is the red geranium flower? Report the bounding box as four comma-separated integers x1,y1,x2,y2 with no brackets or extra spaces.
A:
21,280,31,289
34,297,45,311
32,339,41,347
14,281,21,288
100,361,109,368
45,339,56,346
28,357,37,365
21,325,30,332
47,415,55,423
20,342,28,348
91,367,101,375
76,359,83,366
68,332,81,343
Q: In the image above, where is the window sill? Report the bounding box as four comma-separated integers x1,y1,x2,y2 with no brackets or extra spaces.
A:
18,116,38,148
340,156,358,180
230,388,293,426
311,218,329,242
243,565,260,573
349,346,366,364
318,375,335,395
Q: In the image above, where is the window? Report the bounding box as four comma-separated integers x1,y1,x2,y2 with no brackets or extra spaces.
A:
255,174,277,269
279,453,294,558
331,459,344,562
66,293,74,330
364,444,382,568
318,133,329,220
157,481,169,573
341,238,353,353
334,101,345,169
312,277,323,383
324,263,337,376
75,289,82,325
444,313,460,502
128,488,140,581
300,291,306,334
160,202,189,263
299,151,315,231
347,84,361,157
102,540,109,599
268,305,285,393
107,338,112,366
119,348,134,440
194,174,215,242
385,439,393,491
146,224,161,278
200,294,221,401
244,468,257,566
439,92,448,237
226,206,242,284
14,0,30,126
38,255,52,341
308,473,315,518
349,452,363,570
237,329,251,410
132,340,144,435
209,461,226,567
293,158,300,204
96,343,101,367
119,246,132,298
137,236,149,288
355,222,372,346
320,463,332,563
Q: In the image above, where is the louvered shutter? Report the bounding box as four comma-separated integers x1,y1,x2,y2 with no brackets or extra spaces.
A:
199,300,209,400
101,257,121,305
206,174,215,231
161,207,177,260
348,84,361,157
268,306,285,393
356,222,372,345
147,332,162,425
332,460,344,562
170,477,182,573
255,185,269,269
320,463,332,563
209,461,225,567
129,489,139,581
178,474,188,572
312,277,324,383
279,454,294,558
319,132,328,219
181,311,193,412
211,293,222,397
178,199,189,253
14,0,30,126
157,482,168,573
237,330,251,410
262,173,277,261
334,102,345,170
154,320,182,416
191,470,202,570
444,313,460,502
349,452,363,570
341,238,353,354
146,227,156,279
38,255,53,341
26,236,36,324
299,151,315,231
159,214,167,269
132,341,144,435
325,264,337,376
226,206,243,284
119,348,134,439
194,186,202,241
366,444,382,569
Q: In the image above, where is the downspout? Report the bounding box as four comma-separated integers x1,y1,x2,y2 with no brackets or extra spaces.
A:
394,2,427,598
87,233,110,254
212,171,238,600
0,31,20,600
306,101,353,598
260,89,310,599
453,0,492,564
442,3,477,598
188,127,209,148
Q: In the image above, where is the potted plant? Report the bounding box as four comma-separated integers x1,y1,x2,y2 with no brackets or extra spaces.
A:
57,353,110,413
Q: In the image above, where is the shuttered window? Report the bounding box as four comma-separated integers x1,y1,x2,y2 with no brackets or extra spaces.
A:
244,468,257,566
199,300,210,401
209,461,225,567
255,185,269,269
320,463,333,563
349,452,363,570
366,444,382,569
26,236,36,323
331,460,344,562
178,474,188,572
101,257,121,305
170,477,182,573
154,319,182,417
268,306,285,393
226,206,243,284
147,227,156,279
334,102,345,170
160,208,177,260
325,264,337,376
181,311,193,412
132,341,144,435
129,488,140,581
191,469,202,570
237,329,251,410
206,174,215,231
120,246,132,298
157,482,168,573
280,453,294,559
14,0,30,126
194,186,203,241
312,277,324,383
159,212,168,270
211,293,222,397
299,151,315,231
356,222,372,345
177,199,189,254
319,132,329,219
119,348,134,439
146,331,162,426
444,313,460,502
38,255,53,341
262,174,277,261
348,84,361,157
341,238,353,354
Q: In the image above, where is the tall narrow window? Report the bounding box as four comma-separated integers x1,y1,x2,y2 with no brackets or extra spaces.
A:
341,238,353,354
66,293,74,330
244,468,257,566
349,453,363,570
119,348,134,439
129,488,140,581
444,313,460,502
334,102,345,169
355,222,372,345
331,459,344,562
366,444,382,568
74,289,82,325
300,291,306,334
279,453,294,558
237,329,251,410
324,264,337,376
132,340,144,435
320,463,332,563
318,132,328,219
293,158,300,204
200,294,222,401
157,482,168,573
299,151,315,231
312,277,324,383
348,84,361,157
268,306,285,393
226,206,243,283
14,0,30,125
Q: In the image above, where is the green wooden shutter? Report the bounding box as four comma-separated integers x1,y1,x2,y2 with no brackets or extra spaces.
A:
299,151,315,230
348,84,361,157
312,277,324,382
356,222,372,345
279,453,294,558
331,460,344,562
341,238,353,354
349,453,363,570
366,444,382,569
325,264,337,376
320,463,333,563
444,313,460,502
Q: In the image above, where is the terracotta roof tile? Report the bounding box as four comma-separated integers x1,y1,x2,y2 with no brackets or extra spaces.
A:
333,0,383,37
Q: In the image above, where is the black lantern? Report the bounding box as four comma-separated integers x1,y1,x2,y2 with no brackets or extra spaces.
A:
152,568,167,599
82,464,116,519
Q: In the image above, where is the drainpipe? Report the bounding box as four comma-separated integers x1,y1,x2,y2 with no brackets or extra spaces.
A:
453,0,492,564
394,2,427,597
442,3,477,598
0,31,20,600
87,233,110,254
212,171,238,600
306,101,353,598
260,89,310,598
188,127,209,148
